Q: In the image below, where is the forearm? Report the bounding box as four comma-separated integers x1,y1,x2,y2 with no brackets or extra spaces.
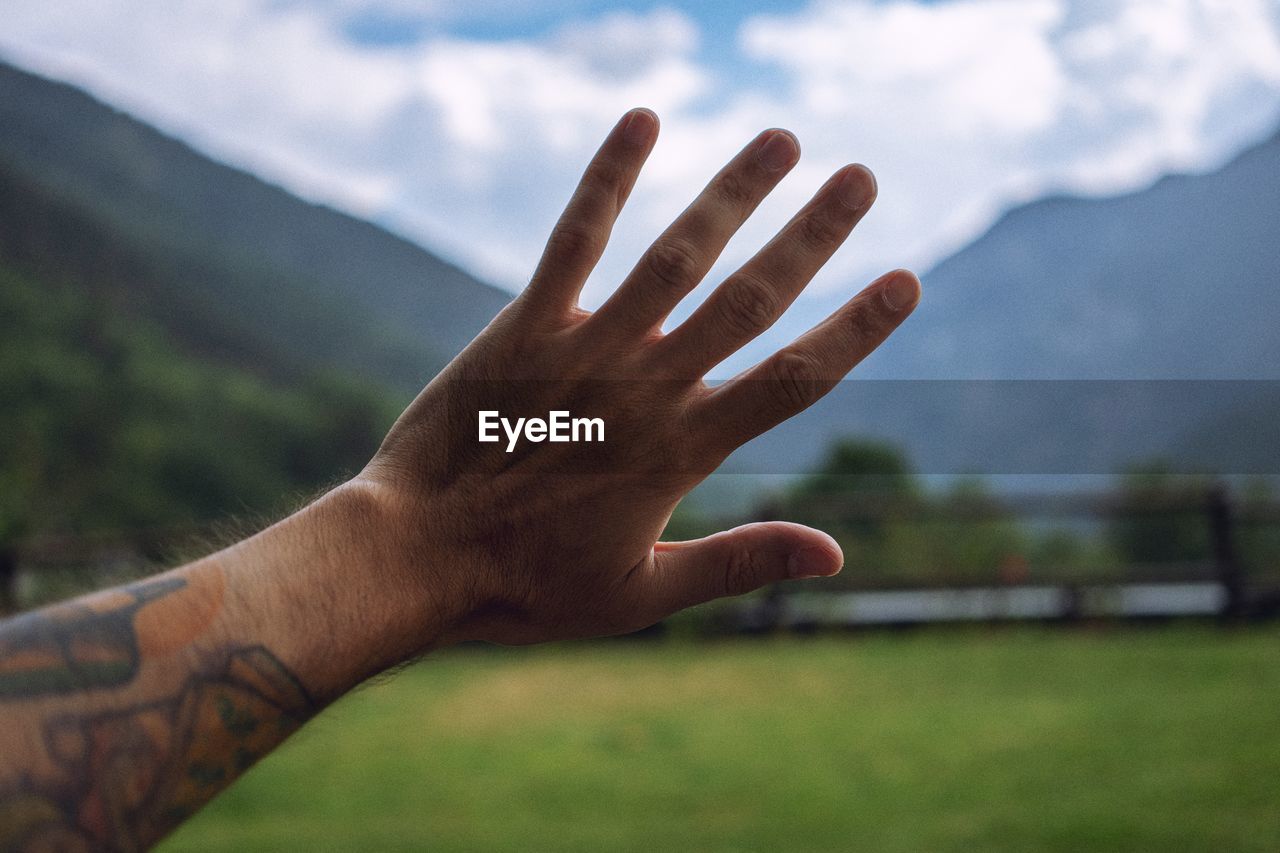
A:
0,482,436,850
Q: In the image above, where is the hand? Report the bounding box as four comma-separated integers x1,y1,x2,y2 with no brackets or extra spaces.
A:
356,108,920,648
0,108,919,848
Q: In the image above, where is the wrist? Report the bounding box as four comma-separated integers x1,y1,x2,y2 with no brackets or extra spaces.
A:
315,477,473,653
223,479,466,701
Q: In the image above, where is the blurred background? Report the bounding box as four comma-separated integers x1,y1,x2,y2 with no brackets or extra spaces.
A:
1,1,1279,850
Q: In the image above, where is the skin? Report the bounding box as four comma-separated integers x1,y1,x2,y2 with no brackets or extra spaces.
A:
0,109,920,851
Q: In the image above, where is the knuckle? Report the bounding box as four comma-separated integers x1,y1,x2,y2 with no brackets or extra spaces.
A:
727,545,752,591
845,294,890,343
797,211,845,250
548,220,605,262
723,546,765,597
645,238,702,290
768,349,822,411
583,157,625,192
718,273,779,337
712,169,757,210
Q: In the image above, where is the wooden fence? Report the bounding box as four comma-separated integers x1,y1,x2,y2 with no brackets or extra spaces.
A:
3,487,1279,624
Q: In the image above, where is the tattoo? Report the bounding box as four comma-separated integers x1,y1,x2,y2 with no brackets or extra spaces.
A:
0,645,314,851
0,576,186,699
0,574,315,850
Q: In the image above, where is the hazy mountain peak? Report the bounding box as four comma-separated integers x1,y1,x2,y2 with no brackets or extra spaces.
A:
862,125,1280,379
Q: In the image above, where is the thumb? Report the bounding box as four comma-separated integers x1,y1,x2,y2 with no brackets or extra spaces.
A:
643,521,843,616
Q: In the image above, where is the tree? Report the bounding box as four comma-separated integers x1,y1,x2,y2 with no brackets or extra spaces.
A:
1107,462,1211,568
779,439,920,583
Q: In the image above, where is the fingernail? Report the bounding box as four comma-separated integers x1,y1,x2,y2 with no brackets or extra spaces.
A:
788,547,838,579
757,130,799,172
622,108,655,145
880,271,920,312
836,164,876,210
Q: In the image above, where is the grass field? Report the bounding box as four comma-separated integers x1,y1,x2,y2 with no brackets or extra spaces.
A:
162,627,1280,852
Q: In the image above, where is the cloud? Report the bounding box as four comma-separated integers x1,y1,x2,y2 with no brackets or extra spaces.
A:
1,0,1279,372
744,0,1069,136
734,0,1280,296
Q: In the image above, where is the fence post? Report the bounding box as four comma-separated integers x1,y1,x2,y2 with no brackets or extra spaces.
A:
0,545,17,615
1208,485,1245,621
754,501,786,633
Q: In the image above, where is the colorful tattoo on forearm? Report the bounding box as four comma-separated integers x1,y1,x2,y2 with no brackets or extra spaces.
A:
0,576,186,698
0,576,316,850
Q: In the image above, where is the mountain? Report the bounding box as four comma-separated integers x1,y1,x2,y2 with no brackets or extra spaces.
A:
3,56,1275,535
0,60,511,392
0,259,398,543
860,126,1280,379
713,124,1280,493
0,59,511,544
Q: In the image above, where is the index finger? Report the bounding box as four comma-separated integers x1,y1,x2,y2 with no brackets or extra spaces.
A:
521,108,659,317
690,268,921,453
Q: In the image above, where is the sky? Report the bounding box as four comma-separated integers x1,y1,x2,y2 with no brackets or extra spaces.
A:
3,0,1280,368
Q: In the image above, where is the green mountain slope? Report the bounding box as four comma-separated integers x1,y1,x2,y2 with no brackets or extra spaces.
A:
0,259,398,543
0,60,511,392
0,59,513,543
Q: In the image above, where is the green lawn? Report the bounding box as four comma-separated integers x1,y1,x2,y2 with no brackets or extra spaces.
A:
163,627,1280,852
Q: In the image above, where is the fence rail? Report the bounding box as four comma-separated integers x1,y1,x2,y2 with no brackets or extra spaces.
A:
734,484,1280,630
4,487,1280,623
737,582,1230,631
